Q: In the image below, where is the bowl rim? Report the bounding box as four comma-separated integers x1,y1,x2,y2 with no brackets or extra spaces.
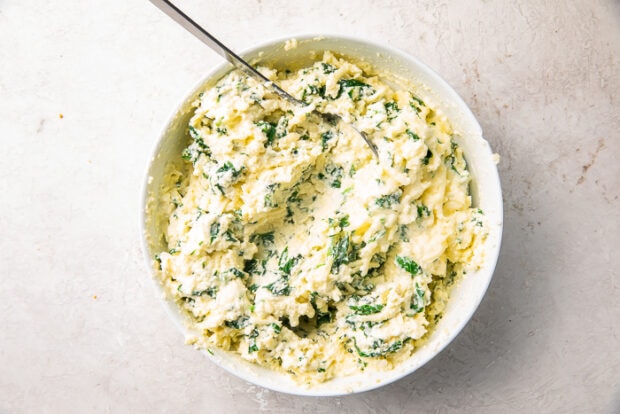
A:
140,33,503,396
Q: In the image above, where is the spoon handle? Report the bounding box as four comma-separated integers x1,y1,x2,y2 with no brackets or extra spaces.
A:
148,0,302,105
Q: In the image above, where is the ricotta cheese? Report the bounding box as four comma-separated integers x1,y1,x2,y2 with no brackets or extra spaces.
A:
155,51,487,384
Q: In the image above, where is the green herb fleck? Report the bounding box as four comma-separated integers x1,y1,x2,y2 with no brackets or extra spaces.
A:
384,101,400,120
287,187,302,204
209,222,220,244
188,125,200,139
264,183,280,208
395,255,422,276
417,204,431,218
409,94,425,113
248,328,259,353
371,253,386,267
265,277,291,296
328,233,360,273
250,231,275,246
410,283,426,313
278,246,300,275
216,161,244,180
406,129,421,141
349,303,384,315
337,79,373,100
227,268,246,278
321,62,336,74
339,79,369,88
398,224,409,242
225,316,249,329
192,286,218,298
423,149,432,165
321,130,334,151
355,338,404,358
324,164,344,188
256,120,277,147
328,214,350,229
375,190,402,208
301,84,326,103
214,183,225,195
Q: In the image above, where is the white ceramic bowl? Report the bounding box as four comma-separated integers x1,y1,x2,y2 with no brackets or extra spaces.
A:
141,35,503,396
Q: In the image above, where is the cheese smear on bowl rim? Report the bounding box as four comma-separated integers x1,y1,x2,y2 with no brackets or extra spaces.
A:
154,51,488,385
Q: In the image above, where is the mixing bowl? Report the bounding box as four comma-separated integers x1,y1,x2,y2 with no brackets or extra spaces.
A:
141,34,502,396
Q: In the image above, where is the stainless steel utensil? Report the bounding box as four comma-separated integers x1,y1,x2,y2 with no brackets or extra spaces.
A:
149,0,379,158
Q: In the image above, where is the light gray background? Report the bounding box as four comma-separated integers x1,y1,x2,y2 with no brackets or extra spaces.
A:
1,1,618,413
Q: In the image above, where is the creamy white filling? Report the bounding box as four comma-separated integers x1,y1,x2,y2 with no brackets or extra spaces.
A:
156,51,488,384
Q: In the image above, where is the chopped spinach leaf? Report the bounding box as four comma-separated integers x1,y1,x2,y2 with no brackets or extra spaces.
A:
375,190,402,208
301,84,326,103
278,246,300,275
339,79,369,88
256,120,277,147
214,183,225,195
406,129,421,141
371,252,386,267
417,204,431,218
248,328,259,353
423,149,432,165
384,101,400,120
287,187,302,203
349,303,384,315
398,224,409,242
321,130,334,151
188,125,200,140
321,62,336,74
264,183,280,208
227,268,246,278
409,93,425,113
328,214,350,229
265,276,291,296
395,255,422,276
183,126,211,164
225,315,249,329
324,164,344,188
410,283,426,313
354,338,404,358
244,258,266,276
250,231,275,246
337,78,373,100
216,161,244,180
328,233,360,273
222,229,238,243
192,286,218,298
209,222,220,244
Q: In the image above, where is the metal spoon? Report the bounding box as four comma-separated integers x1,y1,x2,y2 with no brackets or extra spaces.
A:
149,0,379,159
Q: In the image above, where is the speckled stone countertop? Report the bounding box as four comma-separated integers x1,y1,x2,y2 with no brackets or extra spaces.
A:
1,1,618,413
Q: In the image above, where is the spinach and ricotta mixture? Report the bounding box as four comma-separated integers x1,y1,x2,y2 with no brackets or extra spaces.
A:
155,52,487,384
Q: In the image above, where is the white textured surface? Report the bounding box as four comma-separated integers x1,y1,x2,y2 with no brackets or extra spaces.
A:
0,1,618,412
